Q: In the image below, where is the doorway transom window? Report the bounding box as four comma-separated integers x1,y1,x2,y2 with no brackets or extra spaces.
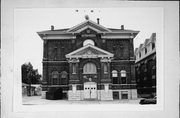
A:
83,62,97,74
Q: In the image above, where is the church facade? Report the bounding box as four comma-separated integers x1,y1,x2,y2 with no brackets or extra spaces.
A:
37,18,139,100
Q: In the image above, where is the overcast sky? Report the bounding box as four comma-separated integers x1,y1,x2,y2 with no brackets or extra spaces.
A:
14,8,163,75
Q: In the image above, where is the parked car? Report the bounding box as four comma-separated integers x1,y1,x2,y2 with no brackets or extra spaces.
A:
139,96,156,105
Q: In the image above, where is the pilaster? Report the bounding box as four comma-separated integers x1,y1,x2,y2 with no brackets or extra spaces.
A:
100,57,112,83
67,58,80,84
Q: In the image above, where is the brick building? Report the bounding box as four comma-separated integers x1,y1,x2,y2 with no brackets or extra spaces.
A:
135,33,156,98
37,18,139,100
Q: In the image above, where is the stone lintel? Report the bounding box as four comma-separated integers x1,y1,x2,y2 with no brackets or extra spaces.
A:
100,79,111,83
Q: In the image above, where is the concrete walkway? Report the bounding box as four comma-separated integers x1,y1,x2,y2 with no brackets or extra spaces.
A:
22,96,142,105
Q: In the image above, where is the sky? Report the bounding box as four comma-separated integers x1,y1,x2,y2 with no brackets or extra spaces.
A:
14,8,163,75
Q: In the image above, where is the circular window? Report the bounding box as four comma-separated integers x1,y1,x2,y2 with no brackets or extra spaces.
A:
83,39,95,46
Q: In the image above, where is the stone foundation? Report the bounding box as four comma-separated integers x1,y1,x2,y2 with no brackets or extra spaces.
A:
113,89,137,100
68,90,113,101
68,90,84,100
131,89,138,99
98,90,113,100
67,89,137,100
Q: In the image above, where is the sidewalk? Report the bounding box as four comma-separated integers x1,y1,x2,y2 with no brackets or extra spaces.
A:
22,96,141,105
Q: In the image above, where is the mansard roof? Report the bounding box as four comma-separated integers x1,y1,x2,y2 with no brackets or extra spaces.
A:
149,33,156,43
134,48,138,54
144,39,150,45
66,44,114,59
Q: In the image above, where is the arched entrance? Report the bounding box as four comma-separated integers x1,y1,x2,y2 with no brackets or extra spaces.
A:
84,82,97,100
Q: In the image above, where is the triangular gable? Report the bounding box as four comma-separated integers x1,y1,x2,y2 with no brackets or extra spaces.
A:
66,20,111,33
66,44,114,58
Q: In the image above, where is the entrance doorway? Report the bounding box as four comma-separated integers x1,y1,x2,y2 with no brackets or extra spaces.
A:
84,82,97,100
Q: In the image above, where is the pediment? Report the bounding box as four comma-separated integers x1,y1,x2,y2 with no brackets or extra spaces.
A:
66,44,114,59
66,20,111,33
72,47,106,56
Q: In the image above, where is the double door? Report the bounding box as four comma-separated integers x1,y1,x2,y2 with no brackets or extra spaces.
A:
84,82,97,100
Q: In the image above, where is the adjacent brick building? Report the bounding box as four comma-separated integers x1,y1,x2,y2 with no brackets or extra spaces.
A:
135,33,156,98
37,18,139,100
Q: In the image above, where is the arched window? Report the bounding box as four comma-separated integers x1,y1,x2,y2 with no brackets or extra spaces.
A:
83,39,95,46
83,62,97,74
112,70,118,84
52,71,59,78
121,70,127,84
60,71,68,85
104,63,108,74
72,63,76,74
112,70,118,77
51,71,59,85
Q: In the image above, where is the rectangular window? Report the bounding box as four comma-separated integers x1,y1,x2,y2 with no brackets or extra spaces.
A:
112,77,118,84
113,91,119,100
61,78,67,85
152,43,155,49
121,93,128,99
72,63,76,74
121,91,128,99
121,77,127,84
145,48,147,54
53,78,58,85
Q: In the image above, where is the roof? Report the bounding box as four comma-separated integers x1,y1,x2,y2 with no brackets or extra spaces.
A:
37,19,139,36
139,44,143,50
135,33,156,62
149,33,156,43
66,19,111,33
134,48,138,54
108,28,139,33
144,38,150,45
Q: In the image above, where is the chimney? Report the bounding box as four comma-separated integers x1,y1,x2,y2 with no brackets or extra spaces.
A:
51,25,54,30
97,18,100,24
121,25,124,30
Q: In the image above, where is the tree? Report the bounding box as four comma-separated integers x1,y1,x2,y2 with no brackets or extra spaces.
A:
21,62,41,84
